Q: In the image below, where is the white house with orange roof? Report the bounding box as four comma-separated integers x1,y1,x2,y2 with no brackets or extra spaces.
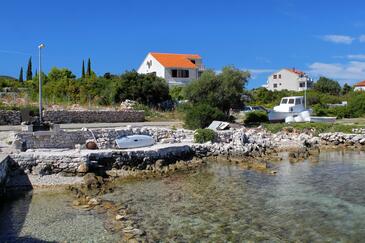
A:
137,52,204,85
263,68,313,91
354,80,365,91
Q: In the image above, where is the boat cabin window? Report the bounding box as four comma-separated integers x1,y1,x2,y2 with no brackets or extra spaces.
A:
281,98,288,104
288,99,295,104
295,98,302,105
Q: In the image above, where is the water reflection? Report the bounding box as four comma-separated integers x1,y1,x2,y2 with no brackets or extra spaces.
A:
103,151,365,242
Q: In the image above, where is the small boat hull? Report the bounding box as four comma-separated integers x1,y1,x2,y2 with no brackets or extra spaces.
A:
116,135,155,149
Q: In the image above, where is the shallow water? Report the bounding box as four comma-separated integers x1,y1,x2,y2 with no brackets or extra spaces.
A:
103,151,365,242
1,151,365,242
0,190,120,242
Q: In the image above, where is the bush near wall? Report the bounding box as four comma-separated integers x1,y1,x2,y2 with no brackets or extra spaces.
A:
194,129,216,143
183,103,226,130
244,111,269,124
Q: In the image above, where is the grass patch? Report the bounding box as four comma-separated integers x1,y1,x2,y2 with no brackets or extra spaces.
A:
263,122,362,135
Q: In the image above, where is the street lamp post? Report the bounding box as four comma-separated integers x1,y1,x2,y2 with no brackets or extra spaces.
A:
38,44,45,123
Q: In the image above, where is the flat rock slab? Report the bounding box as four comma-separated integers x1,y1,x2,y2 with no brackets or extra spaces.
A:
6,174,83,188
20,143,196,158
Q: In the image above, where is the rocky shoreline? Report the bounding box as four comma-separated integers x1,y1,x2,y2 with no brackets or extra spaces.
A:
4,125,365,241
5,126,365,187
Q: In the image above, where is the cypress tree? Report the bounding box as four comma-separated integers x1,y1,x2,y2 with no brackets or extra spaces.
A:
35,69,38,77
19,67,24,82
26,57,32,80
82,60,85,78
87,58,91,77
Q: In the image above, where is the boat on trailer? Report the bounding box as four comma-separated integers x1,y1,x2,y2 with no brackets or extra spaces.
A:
268,96,336,123
268,96,312,122
116,135,155,149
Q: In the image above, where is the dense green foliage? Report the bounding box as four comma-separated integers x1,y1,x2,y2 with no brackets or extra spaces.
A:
183,103,226,129
181,66,249,129
244,111,269,124
21,68,170,107
169,86,184,101
194,128,216,143
184,67,250,114
112,71,170,105
314,77,341,95
263,122,360,135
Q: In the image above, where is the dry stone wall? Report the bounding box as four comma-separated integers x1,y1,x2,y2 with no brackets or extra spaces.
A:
43,110,144,124
0,110,21,125
13,127,194,150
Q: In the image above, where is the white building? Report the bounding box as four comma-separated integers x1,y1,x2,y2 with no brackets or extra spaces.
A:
263,68,312,91
137,52,204,85
354,80,365,91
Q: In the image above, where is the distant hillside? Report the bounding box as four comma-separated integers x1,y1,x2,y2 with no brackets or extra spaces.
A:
0,75,17,81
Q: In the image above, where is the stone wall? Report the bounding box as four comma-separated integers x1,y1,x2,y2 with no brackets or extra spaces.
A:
0,155,10,196
43,110,145,124
0,110,21,125
13,127,194,150
9,144,194,176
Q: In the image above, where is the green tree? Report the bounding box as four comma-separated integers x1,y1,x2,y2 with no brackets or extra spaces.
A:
169,86,184,101
314,77,341,95
45,68,79,103
112,71,170,106
87,58,91,77
184,103,226,129
19,67,24,82
82,60,85,78
184,66,250,113
341,83,352,95
347,92,365,117
26,57,32,80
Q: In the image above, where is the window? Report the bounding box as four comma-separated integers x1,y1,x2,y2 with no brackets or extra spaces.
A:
171,69,189,78
273,75,277,79
273,83,278,88
190,60,196,64
299,82,306,88
295,98,302,105
278,74,282,79
288,99,295,104
281,98,288,104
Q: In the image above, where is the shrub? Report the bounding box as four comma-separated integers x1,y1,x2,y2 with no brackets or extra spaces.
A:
347,92,365,118
194,128,216,143
244,111,268,124
313,104,350,119
183,103,226,129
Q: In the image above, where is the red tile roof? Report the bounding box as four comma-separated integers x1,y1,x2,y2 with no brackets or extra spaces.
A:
354,80,365,87
150,52,201,68
286,68,305,75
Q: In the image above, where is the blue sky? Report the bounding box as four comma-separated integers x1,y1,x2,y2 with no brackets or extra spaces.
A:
1,0,365,89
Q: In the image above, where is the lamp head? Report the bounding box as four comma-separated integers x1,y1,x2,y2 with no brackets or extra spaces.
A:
38,44,45,49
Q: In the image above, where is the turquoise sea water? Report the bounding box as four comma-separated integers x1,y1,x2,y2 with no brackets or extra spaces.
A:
1,151,365,242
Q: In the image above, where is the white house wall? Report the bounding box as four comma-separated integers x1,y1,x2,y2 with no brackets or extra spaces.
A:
266,69,309,91
137,53,165,78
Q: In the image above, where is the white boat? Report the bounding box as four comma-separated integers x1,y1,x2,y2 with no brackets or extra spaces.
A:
268,96,312,122
116,135,155,149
